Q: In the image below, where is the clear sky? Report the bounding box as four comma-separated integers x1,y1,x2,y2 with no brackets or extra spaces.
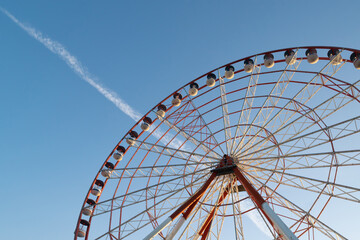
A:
1,1,360,239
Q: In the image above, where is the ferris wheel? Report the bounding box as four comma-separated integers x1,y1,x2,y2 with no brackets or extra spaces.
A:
74,46,360,240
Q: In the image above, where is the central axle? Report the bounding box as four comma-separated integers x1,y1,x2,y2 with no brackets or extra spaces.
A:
210,154,236,176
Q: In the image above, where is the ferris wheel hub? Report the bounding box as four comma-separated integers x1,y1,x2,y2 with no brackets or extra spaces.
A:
210,154,237,176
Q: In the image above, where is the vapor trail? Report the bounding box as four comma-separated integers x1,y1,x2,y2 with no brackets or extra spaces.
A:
1,7,142,122
0,7,186,148
1,8,273,237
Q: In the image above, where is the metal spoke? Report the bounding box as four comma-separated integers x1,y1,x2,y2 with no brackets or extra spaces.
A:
234,76,360,163
250,177,348,240
93,167,211,216
76,47,360,240
193,176,227,240
230,57,261,156
234,50,346,158
235,78,360,159
108,163,210,179
231,53,300,156
97,172,214,240
183,87,226,156
236,149,360,170
176,177,222,240
242,163,360,203
237,114,360,166
156,110,222,159
131,138,219,164
218,70,232,154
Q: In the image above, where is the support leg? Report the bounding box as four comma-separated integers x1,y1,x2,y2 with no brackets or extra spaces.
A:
143,173,217,240
233,167,298,240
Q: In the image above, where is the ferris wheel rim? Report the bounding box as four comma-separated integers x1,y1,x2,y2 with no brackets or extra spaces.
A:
75,46,360,240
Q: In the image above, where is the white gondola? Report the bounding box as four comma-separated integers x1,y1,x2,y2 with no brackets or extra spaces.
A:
172,93,182,107
126,131,138,146
225,65,235,79
126,137,135,146
172,98,181,106
284,50,296,65
101,169,113,178
156,109,165,118
77,229,86,238
141,122,150,131
77,219,89,238
264,53,275,68
82,199,95,216
206,73,216,87
156,105,166,118
189,83,199,96
141,117,152,131
350,52,360,69
82,207,93,216
101,162,114,178
113,152,123,161
328,49,342,65
140,117,152,131
306,49,319,64
244,59,254,73
91,188,101,196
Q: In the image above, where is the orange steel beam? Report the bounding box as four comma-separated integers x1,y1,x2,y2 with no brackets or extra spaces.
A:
170,172,217,220
233,167,298,240
144,172,217,240
198,180,235,239
233,167,266,206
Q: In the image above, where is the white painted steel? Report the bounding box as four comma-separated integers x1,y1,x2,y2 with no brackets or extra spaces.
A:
165,215,185,240
262,202,298,240
143,217,172,240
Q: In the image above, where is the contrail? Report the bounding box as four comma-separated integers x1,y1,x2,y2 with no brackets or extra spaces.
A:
1,8,273,237
0,7,177,144
0,7,142,122
1,7,185,148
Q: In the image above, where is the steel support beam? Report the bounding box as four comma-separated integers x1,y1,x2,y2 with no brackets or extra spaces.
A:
143,172,217,240
233,167,298,240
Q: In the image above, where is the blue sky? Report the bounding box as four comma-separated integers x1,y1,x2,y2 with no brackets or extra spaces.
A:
1,1,360,239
